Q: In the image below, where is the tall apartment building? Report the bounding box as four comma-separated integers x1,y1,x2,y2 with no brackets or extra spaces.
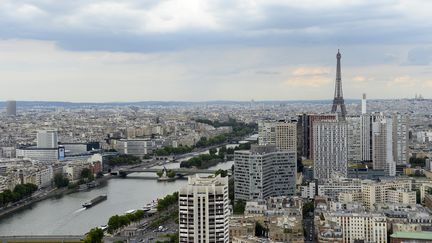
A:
392,113,409,165
361,114,373,162
313,120,348,180
361,93,367,114
258,120,297,153
179,175,229,243
37,130,58,149
234,145,296,201
361,113,385,162
325,212,387,243
6,100,16,116
347,116,362,163
297,113,337,159
372,117,396,176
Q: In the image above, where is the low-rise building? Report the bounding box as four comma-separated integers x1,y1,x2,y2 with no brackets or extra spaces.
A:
323,212,387,243
390,231,432,243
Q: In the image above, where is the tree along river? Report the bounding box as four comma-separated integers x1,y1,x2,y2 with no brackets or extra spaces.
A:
0,160,234,235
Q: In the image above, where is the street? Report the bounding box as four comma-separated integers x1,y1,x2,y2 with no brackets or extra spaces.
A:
304,215,315,243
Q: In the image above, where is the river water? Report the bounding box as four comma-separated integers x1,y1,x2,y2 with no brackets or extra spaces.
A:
0,161,234,236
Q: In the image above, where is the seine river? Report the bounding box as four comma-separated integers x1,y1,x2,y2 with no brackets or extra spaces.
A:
0,161,234,236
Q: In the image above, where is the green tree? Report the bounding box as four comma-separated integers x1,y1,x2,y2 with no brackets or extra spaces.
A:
84,227,104,243
81,168,94,181
303,201,314,216
167,170,176,178
157,170,164,177
209,148,217,155
96,171,104,178
233,200,246,214
107,154,141,166
157,192,179,212
0,184,38,206
54,173,69,188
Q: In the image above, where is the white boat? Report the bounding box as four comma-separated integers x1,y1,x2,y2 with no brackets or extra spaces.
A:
142,201,157,211
125,209,137,214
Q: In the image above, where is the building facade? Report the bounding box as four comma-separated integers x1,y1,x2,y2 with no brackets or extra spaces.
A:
258,120,297,153
372,116,396,176
326,212,387,243
347,116,362,163
234,145,297,201
392,113,409,165
6,100,16,116
37,130,58,149
178,175,229,243
313,120,348,180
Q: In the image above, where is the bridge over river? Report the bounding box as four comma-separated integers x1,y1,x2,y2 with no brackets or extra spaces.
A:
121,168,218,174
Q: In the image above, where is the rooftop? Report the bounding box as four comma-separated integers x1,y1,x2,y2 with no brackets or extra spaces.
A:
391,231,432,240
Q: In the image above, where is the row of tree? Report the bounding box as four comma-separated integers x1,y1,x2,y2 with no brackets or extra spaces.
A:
154,145,193,156
107,210,145,234
0,183,38,207
84,227,104,243
157,192,179,212
195,134,227,148
107,154,141,166
195,118,258,138
54,173,70,188
180,153,223,169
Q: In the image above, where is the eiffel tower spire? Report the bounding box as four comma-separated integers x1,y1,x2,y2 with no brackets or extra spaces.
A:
331,49,347,118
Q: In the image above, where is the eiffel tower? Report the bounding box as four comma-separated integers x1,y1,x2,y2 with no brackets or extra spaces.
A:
331,49,347,118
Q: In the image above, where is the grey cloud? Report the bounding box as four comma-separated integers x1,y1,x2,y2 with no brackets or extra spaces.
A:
256,71,280,75
0,0,431,56
405,47,432,65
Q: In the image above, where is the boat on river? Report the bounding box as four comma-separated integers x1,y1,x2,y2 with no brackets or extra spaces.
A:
82,195,107,208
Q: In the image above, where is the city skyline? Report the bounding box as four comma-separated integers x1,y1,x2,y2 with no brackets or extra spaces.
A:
0,1,432,102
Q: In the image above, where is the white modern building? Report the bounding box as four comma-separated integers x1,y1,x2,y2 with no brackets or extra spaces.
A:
37,130,58,149
234,145,297,201
361,93,367,114
372,116,396,176
179,175,229,243
392,113,409,165
114,139,156,158
16,147,59,162
313,120,348,180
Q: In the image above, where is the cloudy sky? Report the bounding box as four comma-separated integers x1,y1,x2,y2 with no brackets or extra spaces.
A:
0,0,432,102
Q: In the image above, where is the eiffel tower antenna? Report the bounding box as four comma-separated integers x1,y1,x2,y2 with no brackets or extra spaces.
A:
331,49,347,118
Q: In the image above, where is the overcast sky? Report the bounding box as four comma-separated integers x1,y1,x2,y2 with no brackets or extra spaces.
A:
0,0,432,102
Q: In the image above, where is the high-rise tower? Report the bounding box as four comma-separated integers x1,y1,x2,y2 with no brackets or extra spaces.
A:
331,49,347,118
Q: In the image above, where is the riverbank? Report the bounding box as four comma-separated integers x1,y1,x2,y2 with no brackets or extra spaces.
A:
0,175,112,220
0,176,188,235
